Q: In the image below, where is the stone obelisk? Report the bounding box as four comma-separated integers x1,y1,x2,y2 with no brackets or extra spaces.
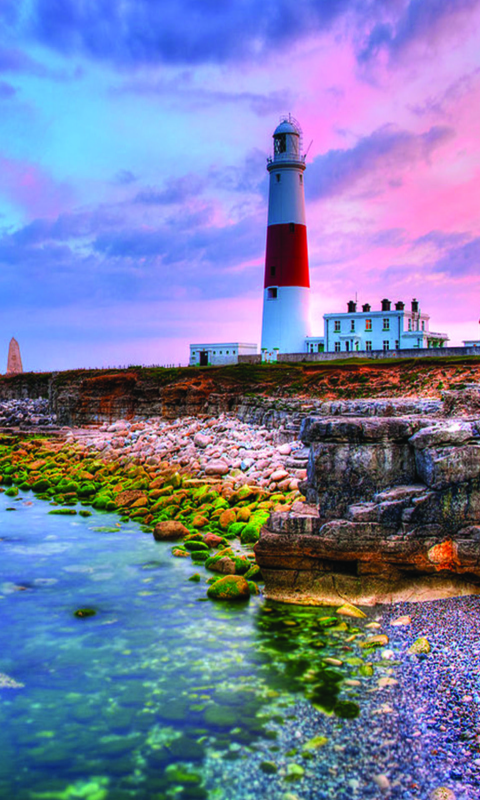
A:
7,338,23,375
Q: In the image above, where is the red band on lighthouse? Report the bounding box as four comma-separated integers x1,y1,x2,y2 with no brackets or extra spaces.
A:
264,223,310,289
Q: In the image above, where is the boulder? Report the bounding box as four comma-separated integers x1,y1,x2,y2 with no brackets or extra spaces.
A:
206,575,250,601
255,409,480,605
153,521,189,541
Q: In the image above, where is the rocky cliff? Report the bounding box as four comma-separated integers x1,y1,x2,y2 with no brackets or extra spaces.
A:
0,355,480,426
255,387,480,605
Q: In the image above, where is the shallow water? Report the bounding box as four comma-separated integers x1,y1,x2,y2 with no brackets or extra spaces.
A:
1,491,387,800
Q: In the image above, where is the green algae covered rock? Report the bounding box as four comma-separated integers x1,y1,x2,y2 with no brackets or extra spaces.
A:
32,479,50,492
240,524,261,544
74,608,96,618
184,540,209,553
245,564,262,581
226,521,246,538
408,636,431,655
49,508,77,515
206,575,250,601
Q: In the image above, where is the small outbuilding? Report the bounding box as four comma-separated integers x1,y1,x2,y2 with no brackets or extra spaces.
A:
189,343,257,366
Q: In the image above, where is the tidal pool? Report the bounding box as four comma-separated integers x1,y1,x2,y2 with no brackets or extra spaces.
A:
1,491,396,800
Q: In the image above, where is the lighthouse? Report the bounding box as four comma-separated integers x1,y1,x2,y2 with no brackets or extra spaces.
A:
261,115,311,356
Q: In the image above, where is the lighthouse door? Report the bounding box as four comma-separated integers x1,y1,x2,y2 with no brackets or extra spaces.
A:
199,351,208,366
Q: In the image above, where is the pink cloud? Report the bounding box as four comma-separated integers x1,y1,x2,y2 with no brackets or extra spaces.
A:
0,154,73,219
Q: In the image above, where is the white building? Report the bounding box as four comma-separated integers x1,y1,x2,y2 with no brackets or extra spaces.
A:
320,298,449,353
189,343,257,366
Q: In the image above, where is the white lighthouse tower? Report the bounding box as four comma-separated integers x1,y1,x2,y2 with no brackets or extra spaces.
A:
261,115,311,356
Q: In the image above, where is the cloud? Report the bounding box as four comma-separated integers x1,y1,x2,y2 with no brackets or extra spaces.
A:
113,169,137,185
0,154,74,218
134,174,206,205
358,0,480,64
0,80,15,98
306,123,454,200
432,235,480,276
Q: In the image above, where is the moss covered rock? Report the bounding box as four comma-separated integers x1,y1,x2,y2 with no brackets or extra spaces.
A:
206,575,250,601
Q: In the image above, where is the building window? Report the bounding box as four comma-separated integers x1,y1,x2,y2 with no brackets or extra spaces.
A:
395,340,399,349
276,173,281,183
270,265,276,276
334,320,341,332
350,320,355,332
422,321,425,330
383,341,389,351
334,342,341,352
383,319,390,331
267,287,278,299
365,341,372,351
365,319,372,331
226,351,229,354
408,319,412,331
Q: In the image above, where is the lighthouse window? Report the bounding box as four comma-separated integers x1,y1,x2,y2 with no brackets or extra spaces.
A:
274,133,287,154
276,174,281,183
289,223,295,233
270,266,276,276
267,287,278,299
299,174,303,184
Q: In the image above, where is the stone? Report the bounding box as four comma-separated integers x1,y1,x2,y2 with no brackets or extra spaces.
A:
206,575,250,601
219,508,236,529
114,489,147,508
336,602,367,618
408,636,431,655
205,461,230,476
153,521,189,541
373,775,390,792
207,556,236,575
203,533,225,548
270,469,289,482
391,615,411,626
6,337,23,375
194,432,212,448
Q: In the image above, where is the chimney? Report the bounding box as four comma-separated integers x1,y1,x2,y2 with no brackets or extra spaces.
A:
411,298,419,313
381,298,391,312
362,303,371,312
395,301,405,311
347,300,356,313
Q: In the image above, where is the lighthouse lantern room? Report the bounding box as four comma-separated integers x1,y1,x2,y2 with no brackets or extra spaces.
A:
261,115,311,356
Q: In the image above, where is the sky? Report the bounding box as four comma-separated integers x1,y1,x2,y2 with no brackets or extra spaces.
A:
1,0,480,371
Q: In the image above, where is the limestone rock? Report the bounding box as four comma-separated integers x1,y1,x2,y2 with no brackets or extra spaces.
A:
255,407,480,605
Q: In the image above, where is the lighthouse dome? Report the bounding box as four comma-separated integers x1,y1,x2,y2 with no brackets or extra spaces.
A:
273,119,300,136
